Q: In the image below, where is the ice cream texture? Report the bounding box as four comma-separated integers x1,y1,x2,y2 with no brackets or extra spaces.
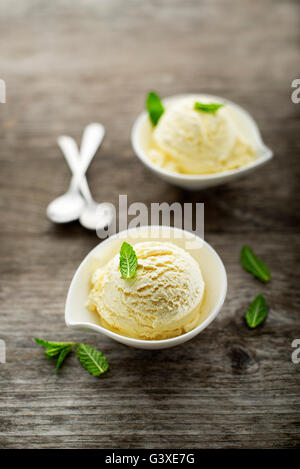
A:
86,241,205,340
148,97,256,174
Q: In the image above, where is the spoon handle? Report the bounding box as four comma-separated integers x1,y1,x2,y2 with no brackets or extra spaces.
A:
79,176,93,204
57,136,83,192
58,123,105,193
57,136,78,175
80,123,105,175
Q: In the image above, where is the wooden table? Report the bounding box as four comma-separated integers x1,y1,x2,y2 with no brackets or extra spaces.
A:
0,0,299,449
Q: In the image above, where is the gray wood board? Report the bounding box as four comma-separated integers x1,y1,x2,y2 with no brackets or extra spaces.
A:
0,0,299,449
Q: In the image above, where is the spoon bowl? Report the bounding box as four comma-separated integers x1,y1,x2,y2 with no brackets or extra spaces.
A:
46,190,85,223
79,201,114,231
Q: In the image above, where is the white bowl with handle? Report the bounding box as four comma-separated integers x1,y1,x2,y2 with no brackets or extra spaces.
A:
131,94,273,190
65,226,227,350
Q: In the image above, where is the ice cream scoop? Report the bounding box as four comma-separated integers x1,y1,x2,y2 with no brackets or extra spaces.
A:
148,96,256,175
86,241,205,340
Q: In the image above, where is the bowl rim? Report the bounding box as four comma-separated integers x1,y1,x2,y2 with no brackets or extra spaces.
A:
65,225,228,346
131,93,273,181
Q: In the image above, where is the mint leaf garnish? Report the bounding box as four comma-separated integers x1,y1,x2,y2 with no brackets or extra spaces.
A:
119,241,138,279
245,294,267,328
146,91,164,126
194,102,224,113
241,245,271,283
76,344,109,377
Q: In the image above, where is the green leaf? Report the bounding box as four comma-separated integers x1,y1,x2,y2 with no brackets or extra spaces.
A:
56,346,73,372
35,338,109,377
45,346,66,358
245,294,267,328
146,91,165,126
240,245,271,283
194,102,224,113
35,338,75,349
76,344,109,377
35,338,76,371
119,241,138,279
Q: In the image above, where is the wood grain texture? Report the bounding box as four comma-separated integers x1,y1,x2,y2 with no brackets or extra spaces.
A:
0,0,300,449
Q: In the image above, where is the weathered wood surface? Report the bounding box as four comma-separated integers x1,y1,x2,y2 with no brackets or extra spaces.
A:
0,0,300,449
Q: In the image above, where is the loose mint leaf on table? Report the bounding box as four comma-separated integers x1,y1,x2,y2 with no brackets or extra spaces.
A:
35,338,76,372
35,338,109,376
194,102,224,113
119,241,138,279
240,245,271,283
146,91,165,126
35,338,75,349
245,294,267,328
77,344,109,377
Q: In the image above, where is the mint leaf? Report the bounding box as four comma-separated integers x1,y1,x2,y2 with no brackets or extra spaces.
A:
146,91,164,126
241,245,271,283
245,294,267,328
45,346,66,358
56,346,73,372
35,338,75,349
76,344,109,377
119,241,138,279
194,102,224,113
35,338,76,371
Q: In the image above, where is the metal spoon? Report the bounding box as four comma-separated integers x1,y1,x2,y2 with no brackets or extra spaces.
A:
46,123,104,224
57,127,114,231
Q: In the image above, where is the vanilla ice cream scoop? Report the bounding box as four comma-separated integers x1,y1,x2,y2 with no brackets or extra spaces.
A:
148,97,256,174
86,241,205,340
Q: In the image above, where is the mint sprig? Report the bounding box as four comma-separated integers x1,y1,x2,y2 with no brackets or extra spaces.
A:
35,338,76,370
245,294,267,328
241,245,271,283
119,241,138,279
194,102,224,113
146,91,165,126
34,338,109,376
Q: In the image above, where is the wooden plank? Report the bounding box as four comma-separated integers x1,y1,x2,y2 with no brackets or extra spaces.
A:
0,0,300,449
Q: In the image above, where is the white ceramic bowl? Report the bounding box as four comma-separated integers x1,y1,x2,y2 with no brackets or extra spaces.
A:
131,94,273,190
65,226,227,350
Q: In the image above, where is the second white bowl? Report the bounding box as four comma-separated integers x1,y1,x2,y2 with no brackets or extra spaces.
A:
65,226,227,350
131,94,273,190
